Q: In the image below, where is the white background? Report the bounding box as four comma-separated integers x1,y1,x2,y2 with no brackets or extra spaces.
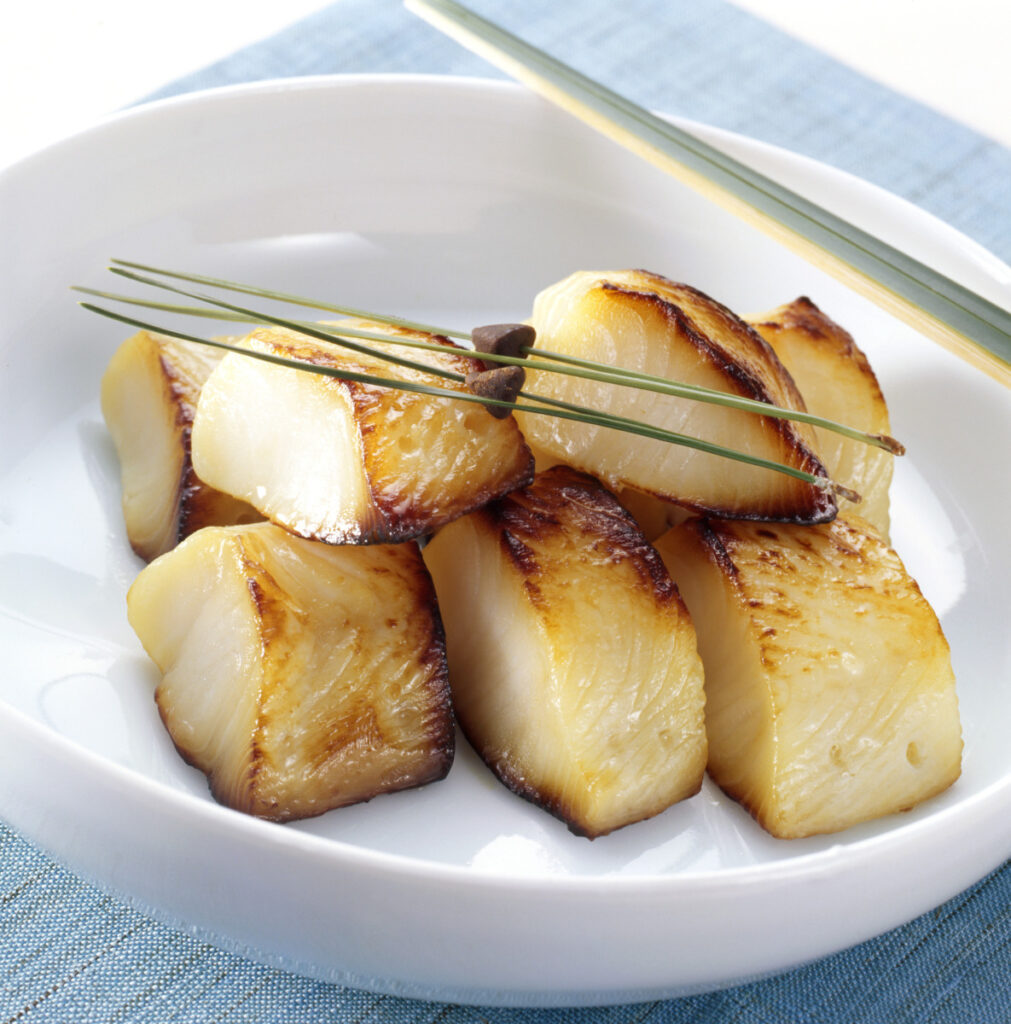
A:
2,0,1009,170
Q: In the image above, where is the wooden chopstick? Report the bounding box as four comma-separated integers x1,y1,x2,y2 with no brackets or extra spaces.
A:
406,0,1011,387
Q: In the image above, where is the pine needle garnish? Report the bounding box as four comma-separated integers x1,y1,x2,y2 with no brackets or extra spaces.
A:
76,259,911,503
76,263,903,456
80,298,843,493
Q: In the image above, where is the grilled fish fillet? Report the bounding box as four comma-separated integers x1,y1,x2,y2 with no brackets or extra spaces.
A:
747,297,894,537
423,466,707,838
191,321,534,545
518,270,835,523
128,522,454,821
100,331,260,560
655,515,962,839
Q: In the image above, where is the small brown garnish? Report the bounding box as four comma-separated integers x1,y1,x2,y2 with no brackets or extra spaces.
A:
471,322,535,369
465,365,526,417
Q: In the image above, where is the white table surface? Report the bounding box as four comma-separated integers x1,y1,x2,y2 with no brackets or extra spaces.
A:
2,0,1009,177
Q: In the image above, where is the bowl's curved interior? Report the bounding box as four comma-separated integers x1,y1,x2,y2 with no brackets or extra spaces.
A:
0,76,1008,1006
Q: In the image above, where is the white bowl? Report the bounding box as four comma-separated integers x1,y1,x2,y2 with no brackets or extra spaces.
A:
0,75,1009,1007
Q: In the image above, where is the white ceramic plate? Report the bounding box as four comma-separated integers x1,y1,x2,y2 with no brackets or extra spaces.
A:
1,76,1009,1008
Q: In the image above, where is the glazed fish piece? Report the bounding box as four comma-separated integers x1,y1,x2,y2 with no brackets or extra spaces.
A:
655,515,962,839
518,270,836,523
423,466,707,838
128,522,454,822
100,331,260,560
192,322,534,545
747,297,894,537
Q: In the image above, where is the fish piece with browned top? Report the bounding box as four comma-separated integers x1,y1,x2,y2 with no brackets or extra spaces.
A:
127,522,454,822
655,515,961,839
423,465,707,838
100,331,260,560
192,321,534,545
518,270,836,523
747,297,894,537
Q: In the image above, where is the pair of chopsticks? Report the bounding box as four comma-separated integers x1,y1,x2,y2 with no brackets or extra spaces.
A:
406,0,1011,388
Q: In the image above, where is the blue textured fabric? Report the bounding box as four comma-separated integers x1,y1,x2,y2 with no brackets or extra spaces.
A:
4,1,1010,1021
3,818,1011,1021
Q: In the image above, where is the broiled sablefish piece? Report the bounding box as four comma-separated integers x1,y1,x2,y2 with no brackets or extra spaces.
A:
517,270,835,523
423,466,707,838
655,516,962,839
127,522,454,822
191,322,534,545
747,297,894,537
100,331,260,560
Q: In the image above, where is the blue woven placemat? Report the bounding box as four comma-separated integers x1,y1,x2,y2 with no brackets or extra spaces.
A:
4,1,1010,1021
